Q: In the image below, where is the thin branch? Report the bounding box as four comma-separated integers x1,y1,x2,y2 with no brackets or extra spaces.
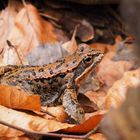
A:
84,123,100,139
0,120,99,139
6,40,23,65
40,13,59,22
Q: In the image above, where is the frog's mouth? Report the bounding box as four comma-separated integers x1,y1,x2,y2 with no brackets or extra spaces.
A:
75,53,104,86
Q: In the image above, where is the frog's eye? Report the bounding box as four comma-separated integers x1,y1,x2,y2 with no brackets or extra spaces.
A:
83,55,93,64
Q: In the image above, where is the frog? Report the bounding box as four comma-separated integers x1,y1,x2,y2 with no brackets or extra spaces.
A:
0,44,103,124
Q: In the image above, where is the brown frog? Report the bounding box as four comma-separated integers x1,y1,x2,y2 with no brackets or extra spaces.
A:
0,44,103,124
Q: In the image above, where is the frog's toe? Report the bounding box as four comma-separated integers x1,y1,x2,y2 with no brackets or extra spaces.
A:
64,104,85,124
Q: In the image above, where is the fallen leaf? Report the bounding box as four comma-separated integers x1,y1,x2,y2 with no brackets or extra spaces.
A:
89,133,107,140
1,136,32,140
0,85,41,111
0,0,23,57
90,43,109,53
112,40,137,63
97,52,134,88
57,11,94,42
0,123,24,138
27,42,68,65
43,105,68,122
0,105,74,135
79,71,101,93
62,138,79,140
62,25,78,54
105,69,140,109
90,38,118,53
0,1,57,65
62,133,106,140
78,93,98,113
64,110,106,133
85,91,106,109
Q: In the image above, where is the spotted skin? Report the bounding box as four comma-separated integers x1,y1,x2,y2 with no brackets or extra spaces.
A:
0,44,103,124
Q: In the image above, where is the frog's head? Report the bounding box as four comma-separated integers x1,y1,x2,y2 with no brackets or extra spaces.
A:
74,44,104,85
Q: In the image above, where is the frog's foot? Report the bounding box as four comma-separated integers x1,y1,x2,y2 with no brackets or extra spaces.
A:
62,88,85,124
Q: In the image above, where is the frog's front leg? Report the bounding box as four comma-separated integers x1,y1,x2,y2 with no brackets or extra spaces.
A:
62,88,85,124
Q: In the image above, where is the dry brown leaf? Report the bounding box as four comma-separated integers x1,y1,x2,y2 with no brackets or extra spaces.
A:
90,40,117,53
62,26,78,54
0,105,105,137
105,69,140,109
0,135,31,140
40,106,68,122
0,0,23,57
27,42,68,65
45,106,68,122
62,133,107,140
10,136,32,140
90,43,109,53
78,93,98,113
62,138,79,140
0,85,41,111
85,91,106,109
0,105,74,135
58,13,94,42
0,123,24,138
90,41,134,89
97,52,134,88
89,133,107,140
0,1,57,65
64,110,106,133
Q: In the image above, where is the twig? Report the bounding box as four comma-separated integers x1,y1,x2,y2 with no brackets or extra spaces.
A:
84,123,100,139
40,13,59,22
0,119,100,139
6,40,23,65
21,0,26,7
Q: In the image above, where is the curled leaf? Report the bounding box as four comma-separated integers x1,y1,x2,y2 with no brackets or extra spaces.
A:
105,69,140,109
97,52,134,88
0,123,24,138
0,85,41,111
0,2,57,65
64,110,106,133
0,105,74,134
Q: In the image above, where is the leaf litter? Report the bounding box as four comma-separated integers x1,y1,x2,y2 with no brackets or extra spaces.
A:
0,0,139,140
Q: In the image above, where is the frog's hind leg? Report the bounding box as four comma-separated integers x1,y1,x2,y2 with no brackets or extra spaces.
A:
62,88,85,124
